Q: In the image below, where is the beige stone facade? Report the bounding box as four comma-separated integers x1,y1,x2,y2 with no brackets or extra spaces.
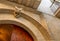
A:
0,0,60,41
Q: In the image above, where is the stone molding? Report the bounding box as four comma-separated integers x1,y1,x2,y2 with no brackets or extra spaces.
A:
0,1,53,41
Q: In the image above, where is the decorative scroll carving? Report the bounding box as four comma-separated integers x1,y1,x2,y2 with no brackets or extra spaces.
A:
14,6,23,18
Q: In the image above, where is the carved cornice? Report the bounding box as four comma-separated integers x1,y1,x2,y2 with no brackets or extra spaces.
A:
6,0,41,9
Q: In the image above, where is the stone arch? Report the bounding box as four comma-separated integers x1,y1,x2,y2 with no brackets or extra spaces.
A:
0,1,52,41
0,9,52,41
0,19,45,41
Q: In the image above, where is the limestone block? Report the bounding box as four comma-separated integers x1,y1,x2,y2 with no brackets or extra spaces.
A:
8,0,14,2
33,0,41,9
18,0,22,4
29,0,36,7
26,0,31,6
22,0,27,5
14,0,18,2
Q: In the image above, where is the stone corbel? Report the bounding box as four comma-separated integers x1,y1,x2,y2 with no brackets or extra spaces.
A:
14,6,23,18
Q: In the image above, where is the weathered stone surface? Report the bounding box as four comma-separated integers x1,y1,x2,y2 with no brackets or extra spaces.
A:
7,0,41,9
